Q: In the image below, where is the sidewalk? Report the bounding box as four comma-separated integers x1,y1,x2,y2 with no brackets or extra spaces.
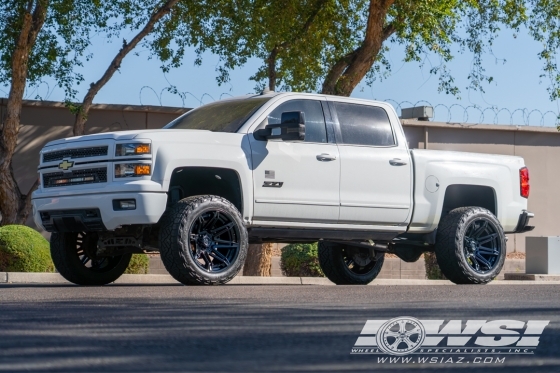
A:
150,255,526,280
2,272,560,285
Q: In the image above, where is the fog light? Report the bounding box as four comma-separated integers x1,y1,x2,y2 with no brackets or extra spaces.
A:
113,199,136,211
115,163,151,178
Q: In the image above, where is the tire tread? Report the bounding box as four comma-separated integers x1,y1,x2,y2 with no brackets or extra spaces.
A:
435,207,505,285
318,241,384,285
159,195,247,285
50,232,131,285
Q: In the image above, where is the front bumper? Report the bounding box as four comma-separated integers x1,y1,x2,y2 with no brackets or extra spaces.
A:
32,192,167,231
513,210,535,233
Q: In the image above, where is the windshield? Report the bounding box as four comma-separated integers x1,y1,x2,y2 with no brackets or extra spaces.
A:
164,97,271,132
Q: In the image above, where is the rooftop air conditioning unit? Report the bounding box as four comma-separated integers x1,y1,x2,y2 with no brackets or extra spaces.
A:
400,106,434,121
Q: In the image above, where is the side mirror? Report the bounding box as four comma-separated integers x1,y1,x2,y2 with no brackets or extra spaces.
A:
256,111,305,141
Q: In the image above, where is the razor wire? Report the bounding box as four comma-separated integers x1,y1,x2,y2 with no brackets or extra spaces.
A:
137,85,560,128
6,79,558,127
384,99,560,127
139,85,236,108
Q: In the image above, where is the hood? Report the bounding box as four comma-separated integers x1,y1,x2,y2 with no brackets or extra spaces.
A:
44,129,210,147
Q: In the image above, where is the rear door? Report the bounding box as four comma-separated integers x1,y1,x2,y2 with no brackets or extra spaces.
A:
249,98,340,224
329,100,412,226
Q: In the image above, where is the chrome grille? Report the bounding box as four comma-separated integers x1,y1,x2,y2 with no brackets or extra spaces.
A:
43,146,108,162
43,167,107,188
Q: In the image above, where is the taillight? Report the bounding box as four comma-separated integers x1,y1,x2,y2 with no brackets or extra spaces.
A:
520,167,530,198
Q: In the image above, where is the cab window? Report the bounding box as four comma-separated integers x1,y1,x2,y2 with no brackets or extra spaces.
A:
333,102,395,146
267,100,328,143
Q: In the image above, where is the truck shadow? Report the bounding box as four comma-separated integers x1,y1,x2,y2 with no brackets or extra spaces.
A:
0,285,558,372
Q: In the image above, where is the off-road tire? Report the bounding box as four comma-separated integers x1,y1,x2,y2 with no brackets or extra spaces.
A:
318,241,385,285
159,195,248,285
50,232,132,285
435,207,506,284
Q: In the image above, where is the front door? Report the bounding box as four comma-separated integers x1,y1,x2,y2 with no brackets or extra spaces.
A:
330,101,412,226
250,99,340,224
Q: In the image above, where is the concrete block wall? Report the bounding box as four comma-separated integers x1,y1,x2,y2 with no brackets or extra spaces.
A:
402,120,560,253
6,99,560,253
377,258,426,279
148,256,168,275
148,255,524,280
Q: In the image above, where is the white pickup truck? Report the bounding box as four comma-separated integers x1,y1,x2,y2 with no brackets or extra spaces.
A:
32,92,534,286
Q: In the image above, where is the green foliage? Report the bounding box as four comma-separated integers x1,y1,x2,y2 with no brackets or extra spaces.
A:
0,1,112,99
5,1,560,101
64,101,82,116
147,0,204,73
0,225,54,272
529,0,560,101
424,252,446,280
125,254,150,274
0,0,179,101
190,0,360,92
280,243,324,277
190,0,560,100
4,1,560,104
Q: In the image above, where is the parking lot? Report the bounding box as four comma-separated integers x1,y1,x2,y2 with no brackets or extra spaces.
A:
0,284,559,372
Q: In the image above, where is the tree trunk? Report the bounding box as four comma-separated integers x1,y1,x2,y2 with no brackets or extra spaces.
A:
321,0,396,97
72,0,179,136
243,243,273,276
264,0,326,93
0,1,47,226
267,47,278,91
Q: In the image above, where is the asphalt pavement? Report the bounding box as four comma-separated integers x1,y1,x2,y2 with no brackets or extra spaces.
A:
0,284,559,373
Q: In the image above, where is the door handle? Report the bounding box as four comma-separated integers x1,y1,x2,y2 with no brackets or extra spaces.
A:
389,158,407,166
316,153,337,161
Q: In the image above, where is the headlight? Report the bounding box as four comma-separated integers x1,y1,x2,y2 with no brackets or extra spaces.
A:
115,143,151,156
114,163,151,178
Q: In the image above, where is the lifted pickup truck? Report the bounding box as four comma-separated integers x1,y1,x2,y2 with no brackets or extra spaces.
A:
32,92,534,286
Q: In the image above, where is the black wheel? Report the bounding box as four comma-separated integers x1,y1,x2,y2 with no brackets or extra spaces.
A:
435,207,506,284
50,232,132,285
159,195,248,285
318,241,385,285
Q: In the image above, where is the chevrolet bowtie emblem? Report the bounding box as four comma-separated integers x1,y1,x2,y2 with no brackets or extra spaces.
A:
58,159,74,171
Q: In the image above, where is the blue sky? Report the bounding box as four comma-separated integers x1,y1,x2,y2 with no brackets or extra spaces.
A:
13,26,560,127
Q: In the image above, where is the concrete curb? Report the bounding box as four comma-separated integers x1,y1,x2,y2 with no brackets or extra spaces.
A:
488,280,560,285
504,273,560,281
229,276,301,285
6,272,68,284
2,272,560,285
115,274,176,284
301,277,333,285
371,279,452,285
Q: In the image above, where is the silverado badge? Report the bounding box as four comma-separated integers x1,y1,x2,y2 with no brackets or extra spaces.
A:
58,159,74,171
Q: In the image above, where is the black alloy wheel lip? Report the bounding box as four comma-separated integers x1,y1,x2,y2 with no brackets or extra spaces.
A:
343,247,377,275
462,218,502,274
188,209,240,274
75,232,121,273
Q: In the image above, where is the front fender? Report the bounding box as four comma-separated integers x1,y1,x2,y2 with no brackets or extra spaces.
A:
141,132,254,220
